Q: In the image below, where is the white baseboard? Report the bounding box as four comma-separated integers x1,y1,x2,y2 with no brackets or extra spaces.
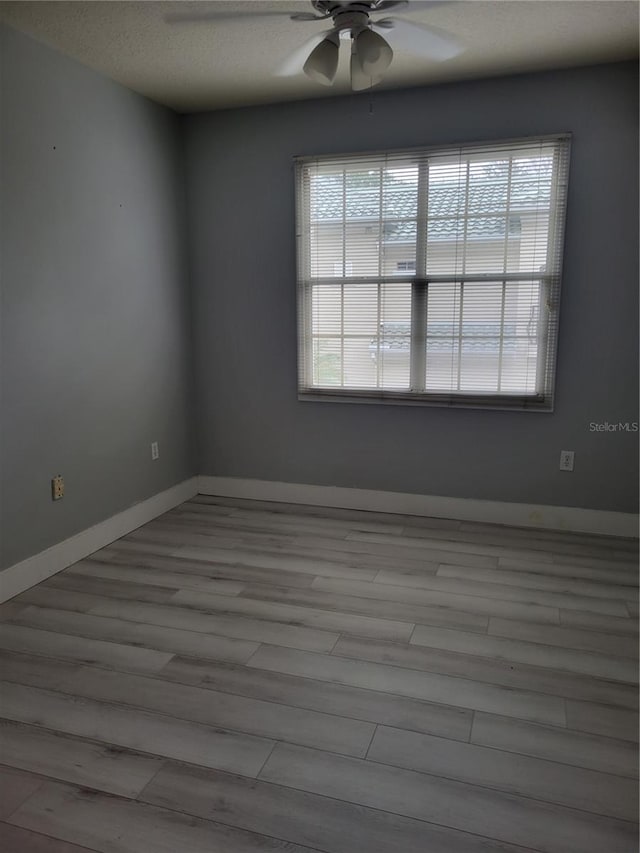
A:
198,475,638,539
0,477,198,604
2,473,635,604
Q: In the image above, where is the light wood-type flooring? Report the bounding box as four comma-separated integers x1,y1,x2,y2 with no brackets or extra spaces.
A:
0,495,638,852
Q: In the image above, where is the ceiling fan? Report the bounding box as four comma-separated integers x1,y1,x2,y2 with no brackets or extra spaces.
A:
166,1,464,91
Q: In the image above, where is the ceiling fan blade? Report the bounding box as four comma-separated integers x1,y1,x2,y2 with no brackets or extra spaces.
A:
274,29,336,77
372,0,410,11
290,12,332,21
377,1,448,11
164,9,324,25
373,17,463,60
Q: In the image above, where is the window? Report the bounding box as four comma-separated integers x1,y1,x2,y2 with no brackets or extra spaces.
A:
295,135,570,410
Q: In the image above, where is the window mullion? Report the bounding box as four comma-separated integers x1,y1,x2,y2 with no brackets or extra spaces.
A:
341,169,346,386
410,283,427,392
456,283,464,392
416,159,428,278
304,281,314,388
497,281,506,393
377,166,384,389
410,160,429,392
497,156,514,392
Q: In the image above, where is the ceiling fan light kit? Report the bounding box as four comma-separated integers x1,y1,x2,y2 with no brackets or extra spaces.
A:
294,1,462,91
301,3,396,89
306,24,392,89
354,27,393,75
304,31,340,84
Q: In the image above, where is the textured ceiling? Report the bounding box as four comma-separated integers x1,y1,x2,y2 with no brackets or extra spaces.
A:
1,1,638,112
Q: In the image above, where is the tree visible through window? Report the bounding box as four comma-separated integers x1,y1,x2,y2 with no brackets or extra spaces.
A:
295,136,570,410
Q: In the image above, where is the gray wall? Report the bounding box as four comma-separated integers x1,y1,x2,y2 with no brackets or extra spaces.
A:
0,26,195,569
1,32,636,577
185,61,638,513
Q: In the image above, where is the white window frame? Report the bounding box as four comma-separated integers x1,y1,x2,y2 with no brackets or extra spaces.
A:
295,135,571,411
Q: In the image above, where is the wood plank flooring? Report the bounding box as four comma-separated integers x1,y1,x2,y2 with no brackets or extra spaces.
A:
0,495,638,852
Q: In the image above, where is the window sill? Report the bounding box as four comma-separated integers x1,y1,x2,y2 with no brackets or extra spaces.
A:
298,388,552,412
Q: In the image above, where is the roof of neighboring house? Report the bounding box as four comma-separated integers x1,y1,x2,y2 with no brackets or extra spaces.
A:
310,160,552,242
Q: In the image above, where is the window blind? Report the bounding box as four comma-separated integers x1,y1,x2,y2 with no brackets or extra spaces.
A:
295,135,570,410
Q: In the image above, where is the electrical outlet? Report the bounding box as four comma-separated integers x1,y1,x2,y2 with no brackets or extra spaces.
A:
559,450,575,472
51,475,64,500
151,441,159,461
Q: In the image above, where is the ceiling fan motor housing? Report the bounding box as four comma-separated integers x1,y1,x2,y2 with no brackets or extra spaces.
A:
312,2,378,33
335,10,371,35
